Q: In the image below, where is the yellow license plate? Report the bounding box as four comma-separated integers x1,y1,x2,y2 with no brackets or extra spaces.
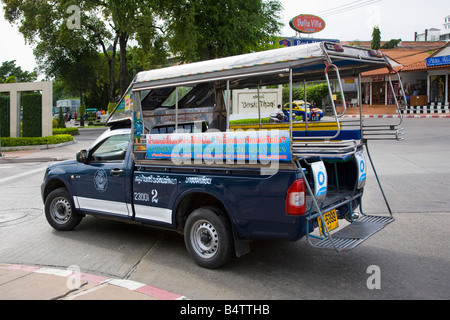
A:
318,209,339,236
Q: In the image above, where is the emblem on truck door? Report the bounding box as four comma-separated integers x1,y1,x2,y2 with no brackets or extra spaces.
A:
94,169,108,192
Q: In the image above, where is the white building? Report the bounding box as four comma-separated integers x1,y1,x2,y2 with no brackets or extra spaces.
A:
414,15,450,42
441,15,450,41
54,99,80,117
415,28,441,41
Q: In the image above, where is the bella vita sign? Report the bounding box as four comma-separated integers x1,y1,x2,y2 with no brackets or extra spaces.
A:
290,14,326,34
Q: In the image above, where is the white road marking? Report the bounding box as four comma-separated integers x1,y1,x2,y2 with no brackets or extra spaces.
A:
0,166,47,184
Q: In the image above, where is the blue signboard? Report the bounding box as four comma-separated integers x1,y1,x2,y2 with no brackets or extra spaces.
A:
145,130,291,162
279,37,339,47
426,55,450,67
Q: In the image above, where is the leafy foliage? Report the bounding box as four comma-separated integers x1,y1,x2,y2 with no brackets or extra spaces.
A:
1,134,73,147
371,26,381,50
158,0,283,62
282,83,330,107
52,127,79,135
0,95,9,137
0,60,36,83
21,92,42,137
2,0,284,111
57,107,66,129
381,39,402,49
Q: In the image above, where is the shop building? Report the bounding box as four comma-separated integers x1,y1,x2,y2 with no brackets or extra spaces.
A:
426,43,450,104
360,42,450,108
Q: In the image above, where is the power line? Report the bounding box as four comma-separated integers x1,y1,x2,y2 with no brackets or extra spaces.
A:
314,0,382,17
314,0,367,15
317,0,381,17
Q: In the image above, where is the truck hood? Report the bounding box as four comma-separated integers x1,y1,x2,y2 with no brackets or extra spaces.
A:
46,159,78,175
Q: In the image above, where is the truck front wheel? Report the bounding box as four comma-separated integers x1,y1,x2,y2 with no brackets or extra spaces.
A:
184,207,234,269
45,187,83,231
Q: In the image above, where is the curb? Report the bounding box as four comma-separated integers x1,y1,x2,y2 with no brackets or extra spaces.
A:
0,157,58,163
343,114,450,118
0,141,75,152
0,263,187,300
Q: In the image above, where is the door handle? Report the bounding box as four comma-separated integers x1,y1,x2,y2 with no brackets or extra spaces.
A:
110,168,124,176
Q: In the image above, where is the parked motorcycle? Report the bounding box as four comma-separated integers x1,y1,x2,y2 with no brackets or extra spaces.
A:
269,112,287,123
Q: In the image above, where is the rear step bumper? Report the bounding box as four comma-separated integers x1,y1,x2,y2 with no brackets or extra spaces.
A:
310,215,394,251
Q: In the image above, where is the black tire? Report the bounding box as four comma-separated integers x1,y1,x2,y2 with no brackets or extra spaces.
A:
45,187,83,231
184,207,234,269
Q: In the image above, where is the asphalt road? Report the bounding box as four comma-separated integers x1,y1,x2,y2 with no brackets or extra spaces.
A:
0,119,449,300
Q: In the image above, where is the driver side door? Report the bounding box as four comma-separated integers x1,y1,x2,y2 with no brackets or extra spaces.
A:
73,132,132,218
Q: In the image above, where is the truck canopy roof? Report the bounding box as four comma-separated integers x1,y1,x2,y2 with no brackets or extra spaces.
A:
131,42,389,90
107,42,392,125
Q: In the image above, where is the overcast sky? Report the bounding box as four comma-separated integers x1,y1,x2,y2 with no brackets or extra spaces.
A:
280,0,449,40
0,0,449,74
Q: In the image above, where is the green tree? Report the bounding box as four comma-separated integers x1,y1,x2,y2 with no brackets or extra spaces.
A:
161,0,283,62
371,26,381,50
0,60,36,83
2,0,167,101
78,105,86,127
57,107,66,129
381,39,402,49
282,83,330,107
3,1,102,104
34,29,101,107
101,0,166,95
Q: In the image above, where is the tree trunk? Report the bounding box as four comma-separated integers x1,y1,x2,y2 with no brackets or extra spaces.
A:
98,35,118,104
79,89,84,106
119,32,129,96
108,36,118,103
79,89,85,126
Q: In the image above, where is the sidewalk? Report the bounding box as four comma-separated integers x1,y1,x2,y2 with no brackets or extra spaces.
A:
343,113,450,118
0,129,97,163
0,263,186,300
0,135,187,300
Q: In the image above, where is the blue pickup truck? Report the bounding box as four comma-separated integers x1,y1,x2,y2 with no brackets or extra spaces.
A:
42,42,404,268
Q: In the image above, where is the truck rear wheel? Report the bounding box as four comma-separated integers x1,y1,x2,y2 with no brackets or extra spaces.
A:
45,187,83,231
184,207,234,269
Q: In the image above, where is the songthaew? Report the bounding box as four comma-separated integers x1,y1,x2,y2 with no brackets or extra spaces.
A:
42,42,405,268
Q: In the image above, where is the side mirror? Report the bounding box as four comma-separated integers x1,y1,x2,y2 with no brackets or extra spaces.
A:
76,150,89,163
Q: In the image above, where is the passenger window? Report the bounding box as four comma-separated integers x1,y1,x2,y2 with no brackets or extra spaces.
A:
150,121,208,134
91,134,130,162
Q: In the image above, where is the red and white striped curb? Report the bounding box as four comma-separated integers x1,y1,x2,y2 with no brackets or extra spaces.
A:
1,264,187,300
343,114,450,119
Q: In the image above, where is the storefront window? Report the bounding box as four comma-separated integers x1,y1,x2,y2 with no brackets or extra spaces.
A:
362,83,370,105
372,81,385,105
387,81,399,105
430,75,446,103
448,76,450,104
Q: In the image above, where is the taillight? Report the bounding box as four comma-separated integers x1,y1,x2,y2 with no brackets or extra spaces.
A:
285,179,306,216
